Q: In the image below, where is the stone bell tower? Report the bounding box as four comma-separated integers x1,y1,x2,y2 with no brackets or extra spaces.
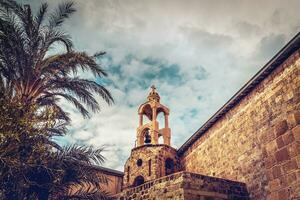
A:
136,85,171,147
123,86,180,188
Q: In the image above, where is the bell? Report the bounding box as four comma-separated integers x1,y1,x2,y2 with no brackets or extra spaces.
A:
144,132,151,144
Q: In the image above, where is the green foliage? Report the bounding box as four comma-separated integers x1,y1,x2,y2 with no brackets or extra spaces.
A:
0,0,114,199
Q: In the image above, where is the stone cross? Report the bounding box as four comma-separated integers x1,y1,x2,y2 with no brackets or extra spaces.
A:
151,85,156,92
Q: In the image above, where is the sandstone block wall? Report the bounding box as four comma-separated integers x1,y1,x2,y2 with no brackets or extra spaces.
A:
181,50,300,200
103,173,123,196
69,168,123,197
115,172,249,200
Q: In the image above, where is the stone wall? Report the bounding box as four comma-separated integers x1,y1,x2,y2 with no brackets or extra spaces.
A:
115,172,249,200
103,172,123,196
69,167,123,197
181,50,300,200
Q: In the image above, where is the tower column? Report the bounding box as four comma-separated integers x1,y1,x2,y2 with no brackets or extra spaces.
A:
139,114,143,126
152,107,158,144
165,114,169,128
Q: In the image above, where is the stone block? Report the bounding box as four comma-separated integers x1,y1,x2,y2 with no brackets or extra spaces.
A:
266,169,274,180
282,131,295,145
272,166,282,179
288,141,300,157
260,129,276,144
268,179,281,192
274,120,288,137
266,140,278,155
292,125,300,141
282,159,298,173
276,137,284,149
287,172,297,184
278,175,288,188
267,192,278,200
275,148,290,163
278,188,289,200
294,112,300,125
290,181,300,199
297,169,300,180
266,155,277,169
296,155,300,167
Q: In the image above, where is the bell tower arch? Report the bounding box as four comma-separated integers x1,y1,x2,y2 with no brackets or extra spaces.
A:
123,86,180,188
136,85,171,146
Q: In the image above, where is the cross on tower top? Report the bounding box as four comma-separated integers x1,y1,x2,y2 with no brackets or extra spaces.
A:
148,85,160,102
151,85,156,91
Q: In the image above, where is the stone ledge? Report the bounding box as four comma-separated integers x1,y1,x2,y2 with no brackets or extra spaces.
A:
114,171,249,200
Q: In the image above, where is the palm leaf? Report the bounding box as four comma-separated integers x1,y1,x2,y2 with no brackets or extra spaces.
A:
35,2,48,28
48,1,75,28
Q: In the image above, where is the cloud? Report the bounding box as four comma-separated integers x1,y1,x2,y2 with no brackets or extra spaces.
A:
256,33,286,61
20,0,300,170
235,21,262,38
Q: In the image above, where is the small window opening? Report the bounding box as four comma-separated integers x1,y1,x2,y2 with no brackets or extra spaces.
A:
165,158,175,176
136,159,143,167
133,176,144,187
144,129,151,144
127,166,130,182
148,159,151,176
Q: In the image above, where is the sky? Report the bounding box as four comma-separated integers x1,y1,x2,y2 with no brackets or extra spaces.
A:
22,0,300,171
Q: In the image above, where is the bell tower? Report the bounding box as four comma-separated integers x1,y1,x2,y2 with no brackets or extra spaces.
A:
136,85,171,147
123,86,180,189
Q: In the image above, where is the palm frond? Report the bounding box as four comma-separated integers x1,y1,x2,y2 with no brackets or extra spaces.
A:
40,52,107,77
35,2,48,28
0,11,28,78
44,30,73,52
93,51,106,58
66,187,110,200
0,0,25,19
48,92,90,118
48,1,75,28
46,77,113,113
60,144,106,165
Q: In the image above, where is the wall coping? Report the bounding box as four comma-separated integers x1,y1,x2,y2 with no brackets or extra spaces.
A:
178,32,300,155
117,171,248,197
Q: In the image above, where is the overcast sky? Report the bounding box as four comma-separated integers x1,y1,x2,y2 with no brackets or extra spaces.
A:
23,0,300,170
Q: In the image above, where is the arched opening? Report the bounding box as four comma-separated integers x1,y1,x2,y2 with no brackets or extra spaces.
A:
157,112,165,129
158,135,164,144
143,128,151,144
142,114,151,125
139,104,153,121
165,158,175,176
133,176,144,187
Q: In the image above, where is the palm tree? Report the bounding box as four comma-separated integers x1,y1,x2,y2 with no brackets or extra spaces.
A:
0,0,114,199
0,0,113,119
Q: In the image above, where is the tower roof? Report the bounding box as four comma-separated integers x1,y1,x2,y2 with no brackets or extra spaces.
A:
147,85,160,102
